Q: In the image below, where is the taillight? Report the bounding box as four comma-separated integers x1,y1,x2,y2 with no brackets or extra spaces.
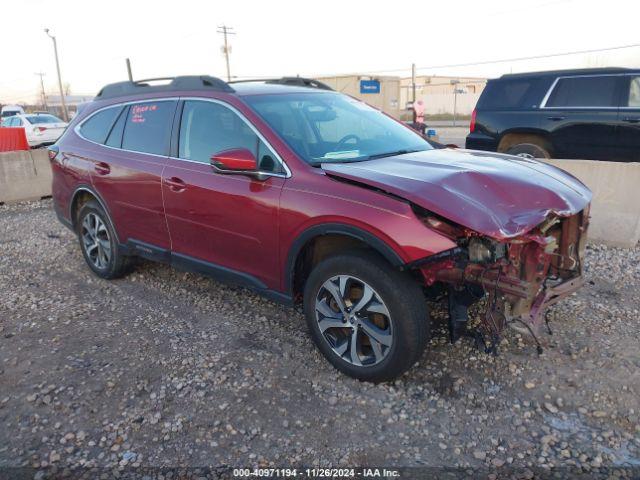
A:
469,108,477,133
36,126,48,133
48,145,59,161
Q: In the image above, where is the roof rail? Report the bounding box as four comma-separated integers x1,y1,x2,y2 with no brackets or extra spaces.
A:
500,67,631,78
229,77,334,91
95,75,234,100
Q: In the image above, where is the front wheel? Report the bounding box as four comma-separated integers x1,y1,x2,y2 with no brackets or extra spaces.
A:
303,251,429,382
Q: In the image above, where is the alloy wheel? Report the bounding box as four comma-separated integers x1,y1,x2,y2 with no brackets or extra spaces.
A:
314,275,393,367
81,213,111,269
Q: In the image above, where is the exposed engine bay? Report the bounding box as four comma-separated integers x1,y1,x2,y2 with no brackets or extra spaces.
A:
409,206,590,353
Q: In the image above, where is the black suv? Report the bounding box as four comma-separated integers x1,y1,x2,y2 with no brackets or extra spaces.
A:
465,68,640,161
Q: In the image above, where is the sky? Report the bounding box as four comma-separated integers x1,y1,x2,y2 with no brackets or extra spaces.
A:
1,0,639,104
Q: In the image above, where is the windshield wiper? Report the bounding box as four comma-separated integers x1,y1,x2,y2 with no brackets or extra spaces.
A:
310,149,425,166
366,149,422,160
310,157,369,167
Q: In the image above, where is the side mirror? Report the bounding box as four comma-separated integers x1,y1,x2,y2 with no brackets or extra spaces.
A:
210,148,269,181
210,148,257,171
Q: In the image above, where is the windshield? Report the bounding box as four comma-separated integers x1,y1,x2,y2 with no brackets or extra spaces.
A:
25,114,63,124
246,92,431,164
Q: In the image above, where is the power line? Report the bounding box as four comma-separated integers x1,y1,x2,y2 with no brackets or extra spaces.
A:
315,42,640,77
414,42,640,72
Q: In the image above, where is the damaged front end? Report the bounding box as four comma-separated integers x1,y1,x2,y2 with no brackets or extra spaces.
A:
408,206,590,353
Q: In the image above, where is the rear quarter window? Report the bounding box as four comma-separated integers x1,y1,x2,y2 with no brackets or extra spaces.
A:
79,106,124,143
477,78,543,110
105,106,128,148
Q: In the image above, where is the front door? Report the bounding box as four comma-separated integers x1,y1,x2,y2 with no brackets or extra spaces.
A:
162,99,287,289
617,75,640,162
542,74,622,160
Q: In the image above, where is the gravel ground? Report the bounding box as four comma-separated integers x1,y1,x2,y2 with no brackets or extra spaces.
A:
0,200,639,479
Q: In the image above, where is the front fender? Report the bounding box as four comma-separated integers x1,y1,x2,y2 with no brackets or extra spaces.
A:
283,221,406,296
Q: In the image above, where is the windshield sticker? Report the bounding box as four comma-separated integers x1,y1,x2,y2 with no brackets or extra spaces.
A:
131,104,158,123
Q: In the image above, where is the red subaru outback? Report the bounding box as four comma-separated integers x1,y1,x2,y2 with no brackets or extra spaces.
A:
49,76,591,382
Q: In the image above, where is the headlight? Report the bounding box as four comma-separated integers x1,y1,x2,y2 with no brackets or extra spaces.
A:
468,237,505,264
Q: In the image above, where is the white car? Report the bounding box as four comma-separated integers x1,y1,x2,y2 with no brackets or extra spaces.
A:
1,104,25,118
1,113,68,147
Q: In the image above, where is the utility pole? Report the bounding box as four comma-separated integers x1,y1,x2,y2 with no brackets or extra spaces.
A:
451,79,460,127
44,28,69,122
126,58,133,82
217,25,235,82
35,72,47,110
411,63,416,104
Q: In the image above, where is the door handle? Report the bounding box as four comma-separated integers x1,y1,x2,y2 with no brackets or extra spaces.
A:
164,176,186,192
547,116,566,121
94,161,110,175
622,116,640,123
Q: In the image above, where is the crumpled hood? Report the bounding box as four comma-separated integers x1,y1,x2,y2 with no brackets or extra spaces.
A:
322,148,592,239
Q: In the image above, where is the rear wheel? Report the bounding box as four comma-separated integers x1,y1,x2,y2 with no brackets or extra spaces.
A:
77,200,131,279
506,142,551,159
303,251,429,382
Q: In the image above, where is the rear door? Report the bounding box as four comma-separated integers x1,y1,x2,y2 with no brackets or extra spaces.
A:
617,74,640,161
78,100,177,250
541,75,622,160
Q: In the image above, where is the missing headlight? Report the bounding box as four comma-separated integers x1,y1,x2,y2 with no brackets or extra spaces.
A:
467,237,506,264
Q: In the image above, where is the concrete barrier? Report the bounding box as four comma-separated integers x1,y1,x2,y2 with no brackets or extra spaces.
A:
0,150,637,247
0,149,52,203
544,159,640,248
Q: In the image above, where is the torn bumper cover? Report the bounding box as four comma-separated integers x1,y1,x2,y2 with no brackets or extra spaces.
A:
410,207,590,340
527,274,584,330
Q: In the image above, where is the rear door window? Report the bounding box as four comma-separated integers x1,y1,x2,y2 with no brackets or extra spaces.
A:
546,76,619,108
122,101,177,155
80,106,123,143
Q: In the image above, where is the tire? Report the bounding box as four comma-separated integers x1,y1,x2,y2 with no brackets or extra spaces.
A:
303,250,429,382
506,142,551,159
76,200,131,279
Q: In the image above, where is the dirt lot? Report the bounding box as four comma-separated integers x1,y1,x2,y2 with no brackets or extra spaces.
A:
0,200,639,478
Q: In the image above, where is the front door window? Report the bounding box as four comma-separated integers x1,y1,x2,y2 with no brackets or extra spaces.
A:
178,100,284,174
